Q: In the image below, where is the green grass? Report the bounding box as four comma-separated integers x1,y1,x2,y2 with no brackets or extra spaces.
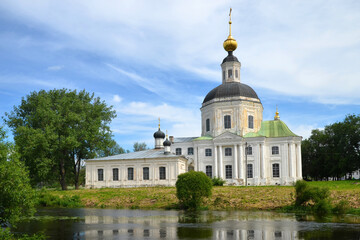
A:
37,180,360,211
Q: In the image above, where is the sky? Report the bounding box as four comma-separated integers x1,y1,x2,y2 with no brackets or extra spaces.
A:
0,0,359,151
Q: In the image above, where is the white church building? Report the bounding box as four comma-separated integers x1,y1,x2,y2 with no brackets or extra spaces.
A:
85,13,302,188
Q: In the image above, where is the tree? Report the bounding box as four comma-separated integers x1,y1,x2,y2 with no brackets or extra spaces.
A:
5,89,116,190
96,140,126,157
302,114,360,180
0,126,36,226
176,171,212,209
133,142,147,152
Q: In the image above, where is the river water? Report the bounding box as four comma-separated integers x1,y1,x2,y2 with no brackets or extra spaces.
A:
12,208,360,240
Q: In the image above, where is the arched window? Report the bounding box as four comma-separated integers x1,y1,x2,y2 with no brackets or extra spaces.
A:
206,118,210,132
224,115,231,129
128,168,134,180
272,146,279,155
228,69,233,78
273,163,280,178
223,71,225,81
235,69,238,78
248,115,254,129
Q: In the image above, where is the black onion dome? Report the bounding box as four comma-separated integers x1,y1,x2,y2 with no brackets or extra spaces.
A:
222,51,239,64
153,129,165,138
163,138,171,147
203,82,260,104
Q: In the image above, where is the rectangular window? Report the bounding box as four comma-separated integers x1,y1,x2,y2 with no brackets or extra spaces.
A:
205,148,212,156
273,163,280,178
143,167,149,180
206,118,210,132
225,147,232,156
223,71,225,80
98,169,104,181
247,164,253,178
176,148,182,155
128,167,134,180
228,69,233,78
188,147,194,155
246,146,252,155
225,165,232,179
248,115,254,129
159,167,166,180
206,165,212,178
272,146,279,155
235,69,238,78
224,115,231,129
112,168,119,181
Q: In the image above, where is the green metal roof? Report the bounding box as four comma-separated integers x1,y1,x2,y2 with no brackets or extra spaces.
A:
244,120,298,138
194,135,213,141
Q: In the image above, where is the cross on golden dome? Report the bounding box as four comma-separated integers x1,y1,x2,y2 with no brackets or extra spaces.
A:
223,8,238,52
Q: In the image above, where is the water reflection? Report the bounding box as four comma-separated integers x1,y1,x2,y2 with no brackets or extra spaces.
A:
12,208,360,240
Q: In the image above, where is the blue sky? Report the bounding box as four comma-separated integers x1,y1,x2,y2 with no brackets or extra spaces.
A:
0,1,359,151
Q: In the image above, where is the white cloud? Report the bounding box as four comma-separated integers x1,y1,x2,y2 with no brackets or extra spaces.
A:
112,94,122,103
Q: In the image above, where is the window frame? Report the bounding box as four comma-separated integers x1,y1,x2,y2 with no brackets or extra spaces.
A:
187,147,194,155
128,167,134,181
246,146,253,155
247,164,253,178
143,167,149,180
206,118,210,132
98,169,104,181
112,168,119,181
248,115,254,129
159,167,166,180
224,115,231,129
225,165,232,179
228,69,233,78
235,69,238,78
205,148,212,157
272,146,279,155
225,147,232,156
175,148,182,155
273,163,280,178
205,165,212,178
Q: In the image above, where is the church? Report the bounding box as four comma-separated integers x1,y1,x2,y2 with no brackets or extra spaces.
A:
85,12,303,188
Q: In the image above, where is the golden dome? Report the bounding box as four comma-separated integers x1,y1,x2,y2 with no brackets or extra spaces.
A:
223,9,237,52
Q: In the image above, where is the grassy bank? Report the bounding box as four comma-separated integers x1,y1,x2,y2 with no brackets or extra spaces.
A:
37,180,360,211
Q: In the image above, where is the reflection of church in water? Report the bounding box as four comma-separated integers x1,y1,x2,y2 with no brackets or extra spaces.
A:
85,11,302,188
81,210,299,240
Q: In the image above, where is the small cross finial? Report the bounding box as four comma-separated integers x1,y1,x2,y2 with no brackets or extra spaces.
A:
229,8,232,35
166,130,168,138
274,105,280,120
158,117,160,129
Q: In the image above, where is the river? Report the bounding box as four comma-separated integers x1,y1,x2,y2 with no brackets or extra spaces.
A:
11,208,360,240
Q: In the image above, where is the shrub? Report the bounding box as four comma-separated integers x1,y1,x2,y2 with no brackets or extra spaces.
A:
211,177,226,186
176,171,213,209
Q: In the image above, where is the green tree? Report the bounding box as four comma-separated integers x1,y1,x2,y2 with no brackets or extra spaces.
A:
97,140,126,157
0,126,36,226
176,171,212,209
5,89,116,190
301,114,360,180
133,142,147,152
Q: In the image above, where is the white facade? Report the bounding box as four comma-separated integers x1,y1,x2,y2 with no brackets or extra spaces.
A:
85,149,187,188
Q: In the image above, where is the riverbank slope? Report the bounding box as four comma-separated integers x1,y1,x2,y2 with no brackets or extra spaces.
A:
40,180,360,210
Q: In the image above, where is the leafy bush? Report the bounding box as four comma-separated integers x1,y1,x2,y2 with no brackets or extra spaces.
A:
176,171,213,209
294,180,332,216
0,159,36,226
211,177,226,186
0,228,46,240
37,191,82,208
